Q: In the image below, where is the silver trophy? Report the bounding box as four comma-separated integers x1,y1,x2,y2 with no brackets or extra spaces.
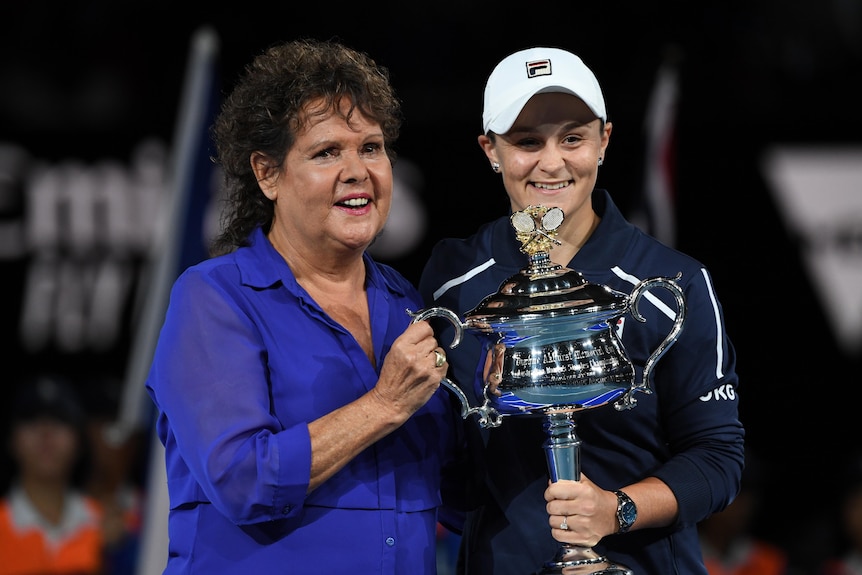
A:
411,205,686,575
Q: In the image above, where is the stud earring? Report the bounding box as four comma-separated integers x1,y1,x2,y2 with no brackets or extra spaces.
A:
492,162,500,173
598,157,604,166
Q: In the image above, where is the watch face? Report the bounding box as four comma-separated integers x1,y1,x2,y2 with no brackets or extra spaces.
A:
616,491,637,532
620,501,637,525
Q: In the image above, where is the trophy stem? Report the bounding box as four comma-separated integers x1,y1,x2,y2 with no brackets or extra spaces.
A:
538,411,634,575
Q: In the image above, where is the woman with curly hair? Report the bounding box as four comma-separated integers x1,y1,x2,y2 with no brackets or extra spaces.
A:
145,38,459,574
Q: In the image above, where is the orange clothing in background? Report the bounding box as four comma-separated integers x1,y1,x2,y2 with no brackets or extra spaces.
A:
703,538,788,575
0,487,104,575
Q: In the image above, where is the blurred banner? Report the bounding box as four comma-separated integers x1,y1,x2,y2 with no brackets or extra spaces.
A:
762,146,862,357
125,26,222,575
630,47,680,248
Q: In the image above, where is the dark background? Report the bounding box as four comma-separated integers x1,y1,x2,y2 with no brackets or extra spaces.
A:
2,2,861,570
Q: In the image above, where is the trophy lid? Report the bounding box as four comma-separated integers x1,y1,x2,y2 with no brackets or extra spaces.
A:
464,206,629,330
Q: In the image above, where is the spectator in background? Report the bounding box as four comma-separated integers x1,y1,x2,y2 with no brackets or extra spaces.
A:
0,373,104,575
698,449,788,575
817,455,862,575
81,373,145,575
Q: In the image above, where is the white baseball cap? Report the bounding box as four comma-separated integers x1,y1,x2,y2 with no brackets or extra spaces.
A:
482,47,607,134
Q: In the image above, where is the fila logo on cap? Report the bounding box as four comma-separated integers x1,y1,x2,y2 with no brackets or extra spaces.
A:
526,59,552,78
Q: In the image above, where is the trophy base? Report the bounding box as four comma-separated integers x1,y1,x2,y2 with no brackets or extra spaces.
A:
536,545,633,575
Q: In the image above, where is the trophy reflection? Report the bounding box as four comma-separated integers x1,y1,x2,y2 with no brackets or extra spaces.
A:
411,206,686,575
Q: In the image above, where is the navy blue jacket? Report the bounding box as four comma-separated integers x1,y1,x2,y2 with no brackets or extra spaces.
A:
420,190,744,575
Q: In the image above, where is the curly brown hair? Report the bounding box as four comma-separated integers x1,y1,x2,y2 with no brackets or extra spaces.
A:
209,38,403,256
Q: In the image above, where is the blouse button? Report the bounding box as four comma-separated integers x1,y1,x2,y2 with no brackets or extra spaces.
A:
385,537,395,546
281,505,292,515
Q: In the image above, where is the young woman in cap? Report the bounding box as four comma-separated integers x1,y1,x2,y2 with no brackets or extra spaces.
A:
422,46,744,574
0,374,104,575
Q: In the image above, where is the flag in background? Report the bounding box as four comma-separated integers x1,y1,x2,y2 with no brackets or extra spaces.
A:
105,26,222,575
631,46,680,248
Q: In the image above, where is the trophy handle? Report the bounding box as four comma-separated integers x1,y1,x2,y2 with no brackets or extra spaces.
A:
407,308,504,428
615,273,686,411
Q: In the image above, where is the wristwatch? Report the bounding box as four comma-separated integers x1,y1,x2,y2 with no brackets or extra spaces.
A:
614,490,637,534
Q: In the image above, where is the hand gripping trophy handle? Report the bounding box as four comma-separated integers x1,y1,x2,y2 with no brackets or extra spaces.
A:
408,307,505,429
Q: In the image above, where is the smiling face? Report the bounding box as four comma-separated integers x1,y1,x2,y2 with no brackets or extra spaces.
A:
254,97,393,266
479,92,611,247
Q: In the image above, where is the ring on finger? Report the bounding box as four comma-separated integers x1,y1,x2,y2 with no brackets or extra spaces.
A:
434,349,446,368
560,516,568,530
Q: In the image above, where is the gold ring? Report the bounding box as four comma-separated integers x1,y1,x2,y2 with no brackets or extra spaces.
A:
434,349,446,368
560,516,568,531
